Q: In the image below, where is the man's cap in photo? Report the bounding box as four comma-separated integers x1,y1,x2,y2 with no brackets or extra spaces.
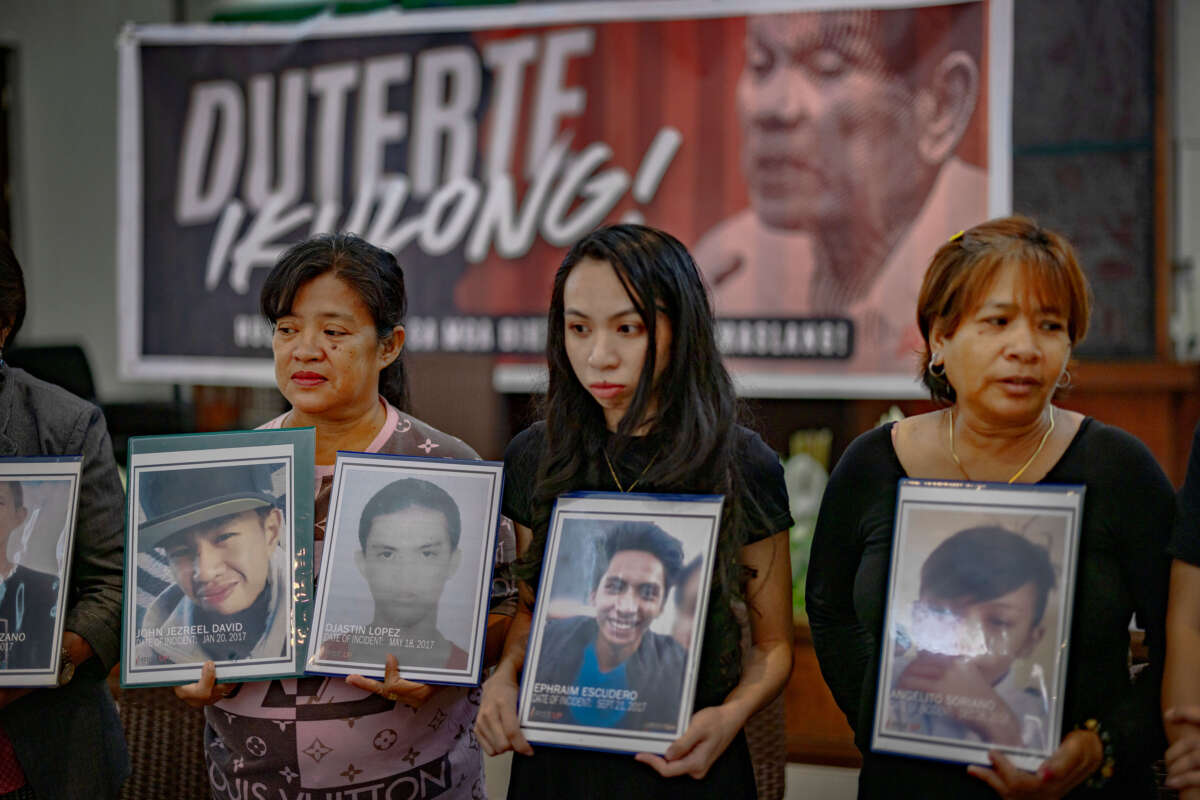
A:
138,463,278,552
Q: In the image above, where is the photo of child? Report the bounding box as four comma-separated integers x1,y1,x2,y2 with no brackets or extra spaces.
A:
886,526,1056,751
872,480,1084,769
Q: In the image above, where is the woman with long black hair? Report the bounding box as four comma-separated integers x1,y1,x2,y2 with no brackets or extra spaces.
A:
475,224,793,797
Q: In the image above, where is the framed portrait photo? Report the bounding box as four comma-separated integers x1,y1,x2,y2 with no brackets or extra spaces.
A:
871,479,1085,770
518,492,723,755
0,458,83,687
122,428,315,687
306,453,505,685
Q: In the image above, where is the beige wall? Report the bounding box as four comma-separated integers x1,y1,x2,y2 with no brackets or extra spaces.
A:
0,0,174,401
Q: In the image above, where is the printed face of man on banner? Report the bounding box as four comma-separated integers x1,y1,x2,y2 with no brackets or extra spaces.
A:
738,12,933,234
698,5,986,369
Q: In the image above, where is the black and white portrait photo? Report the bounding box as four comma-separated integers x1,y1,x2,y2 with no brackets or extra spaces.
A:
307,453,504,685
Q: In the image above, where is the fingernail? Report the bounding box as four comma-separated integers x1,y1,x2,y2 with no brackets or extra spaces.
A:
1039,767,1055,782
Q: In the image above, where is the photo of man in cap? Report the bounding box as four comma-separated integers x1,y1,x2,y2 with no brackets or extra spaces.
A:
0,480,60,670
134,463,289,665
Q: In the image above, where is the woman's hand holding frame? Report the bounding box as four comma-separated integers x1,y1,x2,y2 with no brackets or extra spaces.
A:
346,653,435,708
634,702,742,779
966,729,1102,799
477,661,533,757
174,661,239,708
1164,706,1200,798
636,530,794,779
475,524,535,757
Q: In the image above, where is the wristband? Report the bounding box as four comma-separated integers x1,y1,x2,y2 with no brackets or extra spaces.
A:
1077,718,1114,789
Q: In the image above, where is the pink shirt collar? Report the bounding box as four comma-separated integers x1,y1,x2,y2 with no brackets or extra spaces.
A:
261,397,400,483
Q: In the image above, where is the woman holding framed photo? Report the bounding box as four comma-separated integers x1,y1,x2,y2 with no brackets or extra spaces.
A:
807,217,1174,798
173,234,516,800
474,224,794,797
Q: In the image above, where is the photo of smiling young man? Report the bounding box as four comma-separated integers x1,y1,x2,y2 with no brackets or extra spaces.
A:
134,463,290,666
529,521,689,732
322,477,468,670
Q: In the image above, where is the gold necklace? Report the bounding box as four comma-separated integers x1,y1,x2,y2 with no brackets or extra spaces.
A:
603,450,656,493
948,406,1055,484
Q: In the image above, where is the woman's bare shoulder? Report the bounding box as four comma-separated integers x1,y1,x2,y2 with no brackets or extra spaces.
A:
892,409,951,477
1053,406,1085,435
892,410,945,448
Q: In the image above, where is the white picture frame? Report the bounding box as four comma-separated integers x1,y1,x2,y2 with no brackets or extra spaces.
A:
122,429,314,686
871,479,1085,770
0,458,83,687
519,491,723,755
306,452,504,686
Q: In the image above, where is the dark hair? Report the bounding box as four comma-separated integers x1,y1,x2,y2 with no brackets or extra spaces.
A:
358,478,461,552
920,526,1057,627
592,521,684,595
0,234,27,348
916,216,1092,405
531,225,740,548
260,234,409,411
523,223,769,694
0,481,22,511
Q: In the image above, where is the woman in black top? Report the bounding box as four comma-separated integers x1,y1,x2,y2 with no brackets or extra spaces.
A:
807,216,1174,798
474,224,793,798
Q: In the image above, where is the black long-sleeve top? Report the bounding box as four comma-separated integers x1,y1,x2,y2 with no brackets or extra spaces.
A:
806,418,1173,798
